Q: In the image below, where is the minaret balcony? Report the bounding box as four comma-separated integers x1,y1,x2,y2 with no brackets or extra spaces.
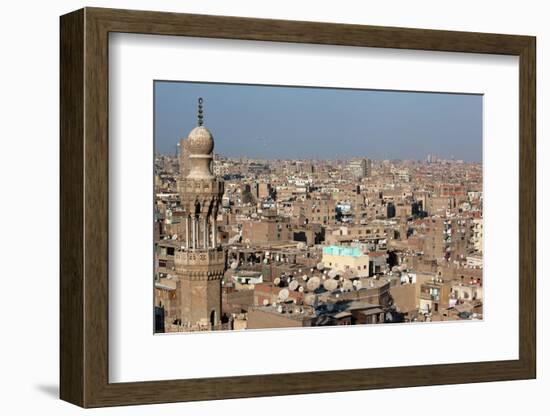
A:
175,249,226,267
177,178,224,196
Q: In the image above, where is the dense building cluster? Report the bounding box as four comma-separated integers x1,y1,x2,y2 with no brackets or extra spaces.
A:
154,101,483,333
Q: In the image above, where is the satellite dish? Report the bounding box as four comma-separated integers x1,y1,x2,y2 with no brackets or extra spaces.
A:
302,274,308,281
289,280,299,291
327,270,337,279
273,277,281,286
316,262,325,271
342,279,353,291
304,294,317,306
278,288,289,302
354,280,363,290
263,258,269,264
262,299,269,306
277,305,284,313
306,276,321,291
298,286,304,293
230,261,238,269
324,278,338,291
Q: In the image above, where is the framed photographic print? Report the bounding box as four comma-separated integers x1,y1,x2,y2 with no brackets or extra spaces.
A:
60,7,536,408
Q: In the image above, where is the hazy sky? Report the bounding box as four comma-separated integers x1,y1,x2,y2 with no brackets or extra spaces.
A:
154,81,482,162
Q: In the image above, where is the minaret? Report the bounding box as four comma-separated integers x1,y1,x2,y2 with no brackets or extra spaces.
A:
175,98,225,329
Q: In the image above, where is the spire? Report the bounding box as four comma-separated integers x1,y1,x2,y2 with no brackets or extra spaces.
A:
186,98,214,179
197,97,204,126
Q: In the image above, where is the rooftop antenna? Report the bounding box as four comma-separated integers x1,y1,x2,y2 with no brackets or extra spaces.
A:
197,97,204,126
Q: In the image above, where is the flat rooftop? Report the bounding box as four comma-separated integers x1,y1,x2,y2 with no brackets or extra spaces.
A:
322,246,363,257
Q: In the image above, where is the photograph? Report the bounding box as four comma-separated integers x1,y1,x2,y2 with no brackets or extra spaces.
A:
153,81,484,333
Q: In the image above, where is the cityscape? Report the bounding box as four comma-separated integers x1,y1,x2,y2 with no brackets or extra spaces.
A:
153,84,483,333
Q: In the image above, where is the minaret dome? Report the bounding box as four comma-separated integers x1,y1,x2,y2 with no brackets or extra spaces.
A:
187,126,214,155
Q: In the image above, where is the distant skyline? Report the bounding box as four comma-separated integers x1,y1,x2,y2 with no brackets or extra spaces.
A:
154,81,483,162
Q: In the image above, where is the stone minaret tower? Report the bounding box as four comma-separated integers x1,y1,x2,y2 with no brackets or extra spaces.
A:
175,98,225,328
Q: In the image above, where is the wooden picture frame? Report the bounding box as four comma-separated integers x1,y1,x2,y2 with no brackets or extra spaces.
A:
60,7,536,408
